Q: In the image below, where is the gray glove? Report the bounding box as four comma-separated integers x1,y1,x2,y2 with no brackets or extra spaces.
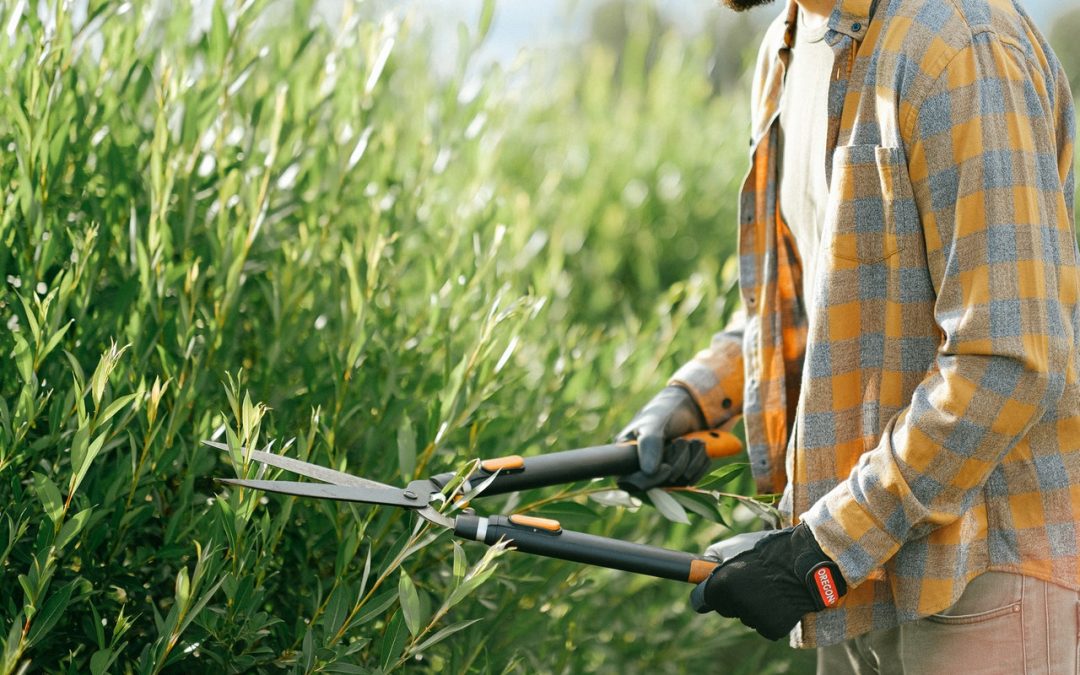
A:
704,530,773,563
616,437,711,492
616,385,707,478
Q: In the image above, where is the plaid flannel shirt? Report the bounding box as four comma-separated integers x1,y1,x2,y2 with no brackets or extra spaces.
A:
670,0,1078,647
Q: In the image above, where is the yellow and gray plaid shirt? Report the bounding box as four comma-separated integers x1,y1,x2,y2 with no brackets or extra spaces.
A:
671,0,1078,647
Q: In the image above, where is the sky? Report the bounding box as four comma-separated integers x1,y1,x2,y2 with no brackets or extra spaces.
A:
376,0,1068,69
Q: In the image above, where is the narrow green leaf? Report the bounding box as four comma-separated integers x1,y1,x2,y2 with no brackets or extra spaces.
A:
208,0,229,67
17,293,39,344
90,603,105,648
62,350,86,393
99,392,138,426
398,571,421,637
5,613,23,664
379,611,407,672
89,649,114,675
446,567,497,611
12,333,32,384
440,548,507,609
439,359,467,422
18,574,35,608
349,590,396,629
698,463,748,490
396,415,416,481
321,663,372,674
357,545,372,599
33,473,63,525
26,582,74,647
301,625,314,672
40,319,72,362
411,618,482,655
69,426,90,477
321,584,352,637
177,575,226,636
452,542,466,582
70,432,107,497
56,507,92,551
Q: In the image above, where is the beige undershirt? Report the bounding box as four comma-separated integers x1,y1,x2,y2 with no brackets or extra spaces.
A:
778,9,834,306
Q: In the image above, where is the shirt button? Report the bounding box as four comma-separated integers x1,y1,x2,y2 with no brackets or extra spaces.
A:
851,22,862,31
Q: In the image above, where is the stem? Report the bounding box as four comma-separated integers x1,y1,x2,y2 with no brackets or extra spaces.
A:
512,486,609,513
326,522,432,647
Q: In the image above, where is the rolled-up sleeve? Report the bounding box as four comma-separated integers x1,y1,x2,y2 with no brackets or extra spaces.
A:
669,310,746,428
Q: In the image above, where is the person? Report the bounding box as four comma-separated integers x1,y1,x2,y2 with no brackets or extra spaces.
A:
617,0,1079,670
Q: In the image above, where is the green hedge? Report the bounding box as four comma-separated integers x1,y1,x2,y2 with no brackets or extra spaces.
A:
0,1,813,672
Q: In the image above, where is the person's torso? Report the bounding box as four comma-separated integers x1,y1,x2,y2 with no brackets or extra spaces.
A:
736,0,1080,647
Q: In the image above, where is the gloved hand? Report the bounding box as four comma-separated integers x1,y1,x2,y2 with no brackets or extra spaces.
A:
616,437,711,492
690,523,846,641
616,386,707,488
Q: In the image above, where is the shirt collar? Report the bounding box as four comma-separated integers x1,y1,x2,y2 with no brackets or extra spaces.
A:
780,0,876,46
827,0,875,40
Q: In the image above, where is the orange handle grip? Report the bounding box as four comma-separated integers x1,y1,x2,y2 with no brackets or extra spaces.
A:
679,429,743,459
688,559,721,584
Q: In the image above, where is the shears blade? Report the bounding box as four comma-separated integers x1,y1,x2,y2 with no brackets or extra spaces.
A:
216,478,455,528
218,478,429,508
203,440,397,491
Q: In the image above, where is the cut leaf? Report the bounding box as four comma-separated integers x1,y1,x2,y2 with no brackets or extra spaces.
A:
646,488,690,524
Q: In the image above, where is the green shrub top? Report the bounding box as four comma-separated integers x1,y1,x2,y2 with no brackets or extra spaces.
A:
0,1,813,673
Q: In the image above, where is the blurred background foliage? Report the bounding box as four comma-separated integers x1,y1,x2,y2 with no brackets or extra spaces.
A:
0,0,1074,673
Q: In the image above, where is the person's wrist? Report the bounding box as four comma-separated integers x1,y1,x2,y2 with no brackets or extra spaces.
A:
662,384,706,429
791,523,846,610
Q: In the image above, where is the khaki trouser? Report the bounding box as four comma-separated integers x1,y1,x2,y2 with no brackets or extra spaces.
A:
817,573,1080,674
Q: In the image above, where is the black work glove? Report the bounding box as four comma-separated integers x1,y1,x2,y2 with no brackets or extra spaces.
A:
690,523,846,641
616,386,707,487
616,437,711,492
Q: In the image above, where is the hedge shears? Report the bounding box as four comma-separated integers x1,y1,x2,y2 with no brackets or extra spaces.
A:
209,428,742,585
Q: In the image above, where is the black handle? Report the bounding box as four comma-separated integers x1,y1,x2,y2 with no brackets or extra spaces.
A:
453,513,718,584
431,430,743,497
433,443,640,496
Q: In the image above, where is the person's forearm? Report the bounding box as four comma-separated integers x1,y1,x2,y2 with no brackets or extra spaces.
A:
668,310,745,427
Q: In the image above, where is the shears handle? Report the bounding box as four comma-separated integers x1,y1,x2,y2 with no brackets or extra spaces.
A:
435,428,742,497
454,513,719,584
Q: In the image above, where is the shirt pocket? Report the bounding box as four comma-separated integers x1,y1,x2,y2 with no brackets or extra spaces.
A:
827,144,910,265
